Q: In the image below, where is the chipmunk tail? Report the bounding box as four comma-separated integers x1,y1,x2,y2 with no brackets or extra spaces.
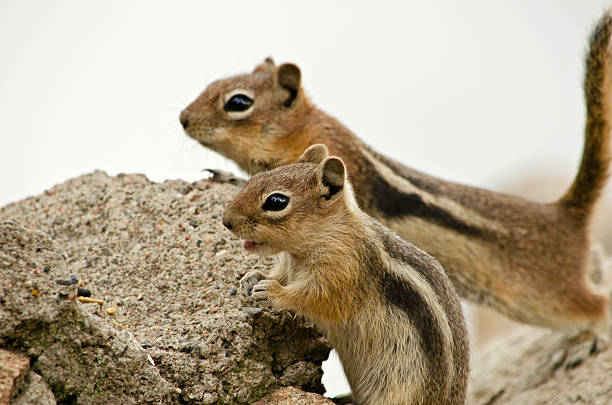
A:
559,10,612,216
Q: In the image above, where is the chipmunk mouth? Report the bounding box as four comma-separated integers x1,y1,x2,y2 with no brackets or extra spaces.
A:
242,239,280,256
243,240,263,252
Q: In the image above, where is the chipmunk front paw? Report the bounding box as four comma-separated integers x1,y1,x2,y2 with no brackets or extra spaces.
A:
204,169,247,187
251,279,282,301
240,270,266,296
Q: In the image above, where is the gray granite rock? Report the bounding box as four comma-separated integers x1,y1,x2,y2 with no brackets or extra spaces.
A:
0,171,331,404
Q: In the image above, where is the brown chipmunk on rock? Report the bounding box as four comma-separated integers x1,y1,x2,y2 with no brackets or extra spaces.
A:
223,144,469,405
182,12,612,366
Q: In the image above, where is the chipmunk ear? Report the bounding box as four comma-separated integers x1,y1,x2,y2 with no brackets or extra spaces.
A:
297,144,329,164
253,57,275,73
276,63,301,108
318,157,345,200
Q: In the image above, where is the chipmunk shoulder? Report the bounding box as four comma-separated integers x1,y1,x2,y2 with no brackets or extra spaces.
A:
223,144,469,405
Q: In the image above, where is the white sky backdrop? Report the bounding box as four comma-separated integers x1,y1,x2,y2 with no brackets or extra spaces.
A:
2,0,611,396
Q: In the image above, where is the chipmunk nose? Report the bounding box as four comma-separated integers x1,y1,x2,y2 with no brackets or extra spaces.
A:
222,211,233,231
223,218,233,231
179,110,190,129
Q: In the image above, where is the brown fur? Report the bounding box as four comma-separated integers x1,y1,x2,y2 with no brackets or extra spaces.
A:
561,12,612,212
223,145,469,404
183,12,612,356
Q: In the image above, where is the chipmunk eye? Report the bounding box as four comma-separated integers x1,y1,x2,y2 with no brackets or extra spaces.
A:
263,193,289,211
224,94,253,112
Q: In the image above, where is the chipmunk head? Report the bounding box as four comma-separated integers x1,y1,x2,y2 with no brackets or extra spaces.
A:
180,57,310,174
223,144,353,255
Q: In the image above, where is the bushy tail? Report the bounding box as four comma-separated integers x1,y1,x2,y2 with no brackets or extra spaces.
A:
559,10,612,214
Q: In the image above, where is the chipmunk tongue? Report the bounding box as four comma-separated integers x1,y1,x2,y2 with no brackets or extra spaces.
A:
243,240,258,250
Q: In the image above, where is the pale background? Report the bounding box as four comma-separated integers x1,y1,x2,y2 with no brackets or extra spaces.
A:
2,0,611,396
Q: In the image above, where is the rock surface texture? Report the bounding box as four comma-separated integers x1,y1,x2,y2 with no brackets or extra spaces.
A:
0,171,330,404
252,387,335,405
469,322,612,405
0,349,30,405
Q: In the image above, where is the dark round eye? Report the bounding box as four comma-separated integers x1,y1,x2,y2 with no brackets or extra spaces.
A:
224,94,253,112
263,193,289,211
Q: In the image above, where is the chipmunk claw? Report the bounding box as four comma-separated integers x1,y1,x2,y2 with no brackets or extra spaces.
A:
204,169,247,187
251,279,281,300
552,329,609,369
240,270,267,296
565,333,608,368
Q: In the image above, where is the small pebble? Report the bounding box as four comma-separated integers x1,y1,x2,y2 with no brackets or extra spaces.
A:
55,279,73,286
215,249,228,257
69,274,79,284
229,289,237,296
78,297,104,306
43,266,50,273
77,287,92,297
31,289,39,297
107,306,118,315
